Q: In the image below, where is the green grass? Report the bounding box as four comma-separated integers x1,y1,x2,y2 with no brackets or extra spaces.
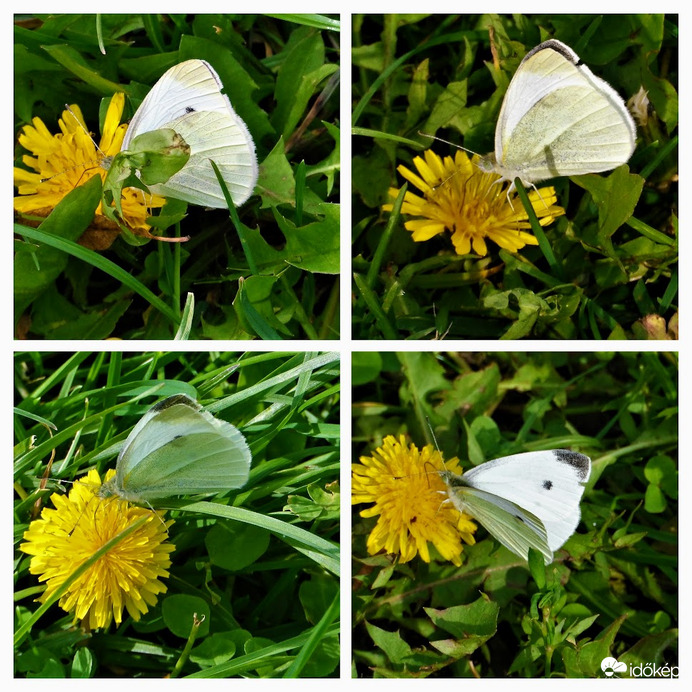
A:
352,14,678,339
352,351,678,677
14,351,340,678
14,14,340,339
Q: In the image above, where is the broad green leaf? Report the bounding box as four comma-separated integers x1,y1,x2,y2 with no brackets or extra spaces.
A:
101,128,190,228
14,175,101,319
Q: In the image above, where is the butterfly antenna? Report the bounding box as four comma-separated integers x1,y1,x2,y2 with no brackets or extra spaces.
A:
425,416,441,453
417,133,487,196
430,169,460,193
64,104,109,158
423,418,445,482
30,436,56,518
38,107,110,184
418,131,479,158
419,132,550,215
68,488,97,536
422,419,456,513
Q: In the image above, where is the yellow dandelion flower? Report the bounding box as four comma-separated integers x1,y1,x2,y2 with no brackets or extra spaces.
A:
20,469,174,630
352,435,477,567
14,93,166,236
383,149,565,256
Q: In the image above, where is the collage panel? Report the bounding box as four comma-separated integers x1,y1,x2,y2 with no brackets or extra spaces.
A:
14,14,340,340
352,14,677,340
9,8,686,684
14,351,340,677
352,351,678,677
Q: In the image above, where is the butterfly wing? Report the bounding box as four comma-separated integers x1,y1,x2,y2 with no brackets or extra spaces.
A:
122,59,257,207
443,473,553,563
494,40,636,183
115,394,251,501
462,450,591,554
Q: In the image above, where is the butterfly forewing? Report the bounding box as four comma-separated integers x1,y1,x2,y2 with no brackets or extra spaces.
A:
123,60,233,147
496,43,585,152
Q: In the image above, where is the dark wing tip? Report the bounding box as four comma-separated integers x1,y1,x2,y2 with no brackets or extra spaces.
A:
151,393,200,413
553,449,591,481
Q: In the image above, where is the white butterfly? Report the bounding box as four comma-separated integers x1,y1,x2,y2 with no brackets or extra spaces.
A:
441,449,591,564
99,394,252,504
121,59,258,208
478,39,636,191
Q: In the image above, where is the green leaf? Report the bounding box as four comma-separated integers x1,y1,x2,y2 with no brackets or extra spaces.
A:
70,648,96,678
273,206,340,274
297,634,339,677
310,120,340,195
365,622,414,665
438,363,501,422
14,175,101,318
425,598,500,657
41,43,128,92
234,277,286,340
14,225,180,327
285,482,339,521
299,573,338,625
398,351,450,408
15,647,66,678
205,522,270,571
352,352,383,386
162,594,211,639
272,27,325,137
102,128,190,227
572,166,645,253
643,454,677,513
528,548,547,588
240,204,340,275
30,291,131,339
180,499,340,577
190,633,237,667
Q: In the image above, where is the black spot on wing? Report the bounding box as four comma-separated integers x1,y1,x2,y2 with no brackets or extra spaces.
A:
169,433,189,447
185,106,195,113
543,479,553,490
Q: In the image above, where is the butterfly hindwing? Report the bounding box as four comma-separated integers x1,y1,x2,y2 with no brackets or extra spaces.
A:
443,474,553,563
